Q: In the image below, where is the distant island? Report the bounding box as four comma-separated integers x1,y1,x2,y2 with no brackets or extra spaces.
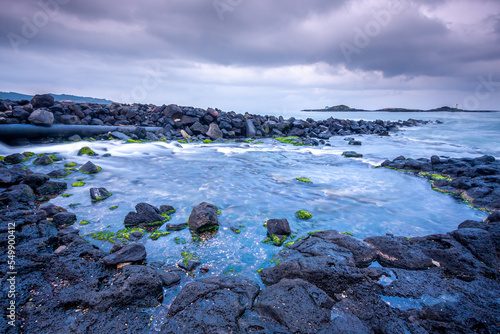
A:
302,105,498,112
0,91,114,104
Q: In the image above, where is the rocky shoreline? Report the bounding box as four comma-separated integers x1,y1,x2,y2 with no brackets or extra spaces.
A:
1,95,499,333
1,146,499,333
0,94,432,146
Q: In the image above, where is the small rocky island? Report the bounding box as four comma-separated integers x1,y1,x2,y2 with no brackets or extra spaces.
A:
302,104,499,112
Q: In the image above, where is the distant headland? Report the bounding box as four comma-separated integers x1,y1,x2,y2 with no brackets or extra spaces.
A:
302,104,498,112
0,91,113,105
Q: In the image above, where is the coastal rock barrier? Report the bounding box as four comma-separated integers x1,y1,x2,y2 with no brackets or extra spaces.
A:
0,94,432,145
1,150,499,333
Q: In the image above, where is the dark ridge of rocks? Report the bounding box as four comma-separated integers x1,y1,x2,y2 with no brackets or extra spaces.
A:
0,98,434,145
379,154,500,211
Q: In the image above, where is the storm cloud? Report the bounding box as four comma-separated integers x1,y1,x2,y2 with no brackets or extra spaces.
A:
1,0,499,112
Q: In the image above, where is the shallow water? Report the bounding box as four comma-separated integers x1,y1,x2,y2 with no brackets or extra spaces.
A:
1,111,497,325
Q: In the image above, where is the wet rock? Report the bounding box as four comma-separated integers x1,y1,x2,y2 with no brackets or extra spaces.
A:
39,203,67,217
21,173,50,188
36,181,67,195
109,131,130,140
165,223,188,231
47,169,71,178
68,134,82,141
124,202,164,227
33,154,53,165
206,122,223,140
245,118,256,138
31,94,54,108
79,161,101,174
190,121,208,136
238,312,292,334
0,166,13,185
102,243,147,265
254,278,334,334
349,139,362,146
486,211,500,223
311,230,377,267
260,256,366,297
53,212,77,226
161,276,259,333
0,184,35,203
28,109,54,126
284,235,356,266
157,270,181,287
342,151,363,158
134,126,147,139
451,228,498,268
266,218,291,236
178,258,201,271
4,153,26,164
90,187,112,202
365,235,434,270
187,202,219,233
90,265,163,310
412,233,496,280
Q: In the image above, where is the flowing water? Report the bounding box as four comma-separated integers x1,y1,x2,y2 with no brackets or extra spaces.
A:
1,111,498,327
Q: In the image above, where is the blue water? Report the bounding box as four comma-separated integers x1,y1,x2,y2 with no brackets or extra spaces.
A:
0,111,498,325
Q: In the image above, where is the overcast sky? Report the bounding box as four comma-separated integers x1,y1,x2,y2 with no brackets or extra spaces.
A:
1,0,499,113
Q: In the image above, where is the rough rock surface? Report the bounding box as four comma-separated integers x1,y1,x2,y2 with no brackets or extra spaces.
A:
187,202,219,233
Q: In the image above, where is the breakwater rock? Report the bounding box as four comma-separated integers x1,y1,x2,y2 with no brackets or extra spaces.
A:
0,95,431,145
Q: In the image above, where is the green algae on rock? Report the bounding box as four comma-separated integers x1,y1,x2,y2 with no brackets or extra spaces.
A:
296,210,312,220
77,146,96,156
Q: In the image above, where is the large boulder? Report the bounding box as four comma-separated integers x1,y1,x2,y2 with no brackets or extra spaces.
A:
161,276,260,333
90,265,162,310
245,119,256,138
187,202,219,233
4,153,26,164
206,122,223,140
28,109,54,126
254,278,334,334
102,243,147,265
31,94,54,108
124,203,164,227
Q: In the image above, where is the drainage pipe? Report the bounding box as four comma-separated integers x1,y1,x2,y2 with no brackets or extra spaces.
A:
0,124,163,141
